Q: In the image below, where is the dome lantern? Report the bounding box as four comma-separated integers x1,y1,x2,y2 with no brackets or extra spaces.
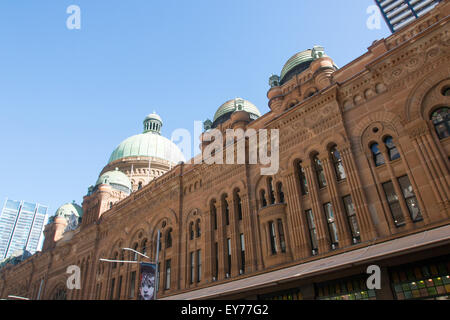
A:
143,112,163,134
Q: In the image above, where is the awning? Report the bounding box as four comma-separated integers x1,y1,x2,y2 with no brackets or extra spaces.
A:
161,224,450,300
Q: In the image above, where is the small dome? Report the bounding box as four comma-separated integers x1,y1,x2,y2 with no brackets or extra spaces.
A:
212,98,261,127
55,201,83,219
144,112,163,123
279,46,333,85
96,168,132,193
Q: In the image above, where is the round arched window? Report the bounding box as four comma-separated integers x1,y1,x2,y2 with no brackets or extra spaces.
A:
431,107,450,140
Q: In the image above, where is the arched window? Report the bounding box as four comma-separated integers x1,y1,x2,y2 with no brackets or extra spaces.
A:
260,190,267,208
189,222,194,240
431,107,450,140
166,229,172,249
371,143,385,167
234,191,243,221
223,196,230,226
313,155,327,188
112,252,118,269
138,182,143,190
276,182,285,203
196,219,201,238
268,178,276,205
211,200,217,230
132,243,139,260
384,136,400,161
141,239,147,255
330,146,346,181
296,161,308,195
52,287,67,300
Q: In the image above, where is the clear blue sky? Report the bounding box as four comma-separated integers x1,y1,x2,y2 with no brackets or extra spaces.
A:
0,0,390,215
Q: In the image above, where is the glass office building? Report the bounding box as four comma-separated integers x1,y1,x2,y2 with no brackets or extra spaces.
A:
375,0,442,32
0,199,48,260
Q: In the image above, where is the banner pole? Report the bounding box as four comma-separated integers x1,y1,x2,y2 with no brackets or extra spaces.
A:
154,229,161,300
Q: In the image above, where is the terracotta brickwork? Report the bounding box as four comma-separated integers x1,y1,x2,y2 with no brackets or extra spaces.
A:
1,1,449,300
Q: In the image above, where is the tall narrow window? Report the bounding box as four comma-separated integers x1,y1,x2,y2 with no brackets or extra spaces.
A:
330,146,346,181
226,238,232,278
382,181,405,227
165,259,171,290
384,137,400,161
196,219,201,238
117,276,122,300
214,242,218,280
305,210,318,255
189,222,194,240
196,250,202,283
224,197,230,226
277,219,286,253
129,271,136,299
112,252,118,269
323,203,339,249
342,196,361,243
268,221,277,255
398,176,423,222
166,229,172,249
235,192,243,221
313,155,327,188
260,190,267,208
268,178,276,204
132,243,139,261
431,107,449,140
371,143,385,167
277,182,285,203
157,262,160,292
211,201,217,230
240,234,245,274
110,278,116,300
141,239,147,256
138,182,143,190
297,161,309,195
190,252,195,284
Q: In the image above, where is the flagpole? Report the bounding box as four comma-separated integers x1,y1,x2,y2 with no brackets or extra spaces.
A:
154,229,160,300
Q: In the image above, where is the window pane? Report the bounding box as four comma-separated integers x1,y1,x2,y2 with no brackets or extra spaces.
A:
398,176,423,222
382,181,405,226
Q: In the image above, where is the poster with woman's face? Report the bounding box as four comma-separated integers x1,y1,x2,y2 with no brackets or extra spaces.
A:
139,263,156,300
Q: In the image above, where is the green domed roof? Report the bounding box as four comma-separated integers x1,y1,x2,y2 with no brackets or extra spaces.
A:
108,133,185,164
96,169,132,191
279,46,331,84
213,98,261,123
55,202,83,219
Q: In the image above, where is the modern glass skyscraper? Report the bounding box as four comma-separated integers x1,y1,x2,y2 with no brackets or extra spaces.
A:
375,0,442,32
0,199,48,260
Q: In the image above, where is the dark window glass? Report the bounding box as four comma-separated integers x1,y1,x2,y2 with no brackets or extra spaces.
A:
141,239,147,255
189,222,194,240
110,278,115,300
297,161,309,195
342,196,361,243
165,259,171,290
313,156,327,188
226,238,232,277
196,250,202,283
331,146,346,181
268,178,276,204
371,143,385,167
384,137,401,161
240,234,245,274
214,242,218,280
277,219,286,253
398,176,423,222
269,221,277,255
211,202,217,230
196,220,201,238
324,203,339,248
260,190,267,207
224,197,230,226
117,276,122,300
431,107,450,140
166,230,172,248
235,192,243,220
277,183,285,203
382,181,405,227
306,210,318,254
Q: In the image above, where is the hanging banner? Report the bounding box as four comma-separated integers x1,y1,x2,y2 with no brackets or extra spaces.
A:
139,262,157,300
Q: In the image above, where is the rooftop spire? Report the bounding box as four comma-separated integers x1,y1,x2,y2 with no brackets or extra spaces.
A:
143,112,163,134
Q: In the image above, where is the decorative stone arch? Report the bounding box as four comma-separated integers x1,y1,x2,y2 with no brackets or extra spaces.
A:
127,225,149,248
405,69,450,122
46,281,67,300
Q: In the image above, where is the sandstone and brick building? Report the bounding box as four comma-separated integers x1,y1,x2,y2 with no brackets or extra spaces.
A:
1,1,449,301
